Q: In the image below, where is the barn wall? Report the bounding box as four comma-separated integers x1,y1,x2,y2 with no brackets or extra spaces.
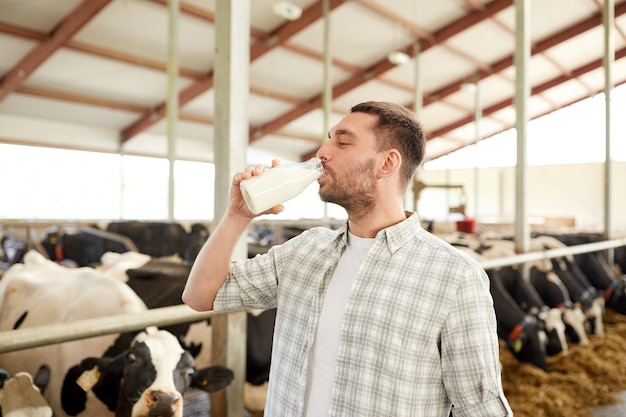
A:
416,161,626,233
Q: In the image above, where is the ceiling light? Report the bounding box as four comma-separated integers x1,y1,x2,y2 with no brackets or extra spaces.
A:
387,51,410,65
461,82,477,93
272,1,302,21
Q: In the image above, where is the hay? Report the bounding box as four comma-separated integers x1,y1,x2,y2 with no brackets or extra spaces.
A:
501,310,626,417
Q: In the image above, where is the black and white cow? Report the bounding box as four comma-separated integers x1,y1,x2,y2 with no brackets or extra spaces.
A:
105,221,209,263
40,225,137,267
526,258,590,346
488,268,549,370
0,368,52,417
454,246,548,370
546,233,626,315
0,251,233,417
61,327,233,417
477,243,568,356
615,245,626,276
97,252,275,413
1,230,32,268
468,236,591,347
532,235,605,337
575,250,626,315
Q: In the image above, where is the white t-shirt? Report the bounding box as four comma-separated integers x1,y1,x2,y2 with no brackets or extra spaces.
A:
303,232,375,417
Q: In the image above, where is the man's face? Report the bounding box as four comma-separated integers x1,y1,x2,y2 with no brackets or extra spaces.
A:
317,112,380,213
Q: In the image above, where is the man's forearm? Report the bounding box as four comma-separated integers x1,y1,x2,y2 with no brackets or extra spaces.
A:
182,212,251,311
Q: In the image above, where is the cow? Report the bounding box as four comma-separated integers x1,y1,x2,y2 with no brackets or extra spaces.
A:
0,368,52,417
0,251,233,417
454,246,548,370
467,236,591,347
40,225,137,267
574,250,626,315
616,245,626,276
530,236,605,337
61,327,233,417
540,233,626,315
0,230,36,276
105,221,209,263
97,252,275,413
97,252,274,376
488,268,548,370
525,258,590,346
478,243,569,356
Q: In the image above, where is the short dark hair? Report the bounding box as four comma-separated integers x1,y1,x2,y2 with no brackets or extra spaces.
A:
350,101,425,188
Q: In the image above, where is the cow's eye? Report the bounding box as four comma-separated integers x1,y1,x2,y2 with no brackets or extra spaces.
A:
186,367,195,377
127,352,136,363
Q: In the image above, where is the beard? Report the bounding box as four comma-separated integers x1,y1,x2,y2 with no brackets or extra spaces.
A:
319,157,377,215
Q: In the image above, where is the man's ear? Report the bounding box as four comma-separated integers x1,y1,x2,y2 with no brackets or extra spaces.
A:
378,149,402,179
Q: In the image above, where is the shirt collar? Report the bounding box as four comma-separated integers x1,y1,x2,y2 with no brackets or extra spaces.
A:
338,212,422,254
380,211,422,254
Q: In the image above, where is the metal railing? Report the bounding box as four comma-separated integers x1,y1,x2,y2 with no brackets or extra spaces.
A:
0,304,224,354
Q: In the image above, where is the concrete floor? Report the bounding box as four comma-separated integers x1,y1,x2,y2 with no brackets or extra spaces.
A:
590,391,626,417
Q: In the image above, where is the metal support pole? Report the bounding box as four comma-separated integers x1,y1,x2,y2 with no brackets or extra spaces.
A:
321,0,331,142
408,40,422,212
603,0,615,264
473,74,482,221
322,0,331,218
514,0,530,255
165,0,179,221
413,41,422,115
213,1,250,415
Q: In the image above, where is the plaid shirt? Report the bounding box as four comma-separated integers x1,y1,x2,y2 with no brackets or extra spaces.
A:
214,213,512,417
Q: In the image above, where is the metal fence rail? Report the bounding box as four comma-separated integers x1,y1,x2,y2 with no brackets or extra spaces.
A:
480,237,626,270
0,304,224,354
0,237,625,355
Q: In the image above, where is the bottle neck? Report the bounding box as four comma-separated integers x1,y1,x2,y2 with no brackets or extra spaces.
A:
280,157,322,173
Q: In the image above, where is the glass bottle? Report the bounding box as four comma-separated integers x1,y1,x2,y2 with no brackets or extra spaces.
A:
239,157,323,214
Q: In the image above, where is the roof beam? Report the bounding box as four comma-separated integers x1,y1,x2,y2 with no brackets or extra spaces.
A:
422,2,626,107
120,0,349,144
251,0,513,143
424,46,626,160
0,0,111,103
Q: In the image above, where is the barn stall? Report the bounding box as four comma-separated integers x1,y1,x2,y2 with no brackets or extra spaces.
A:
2,221,626,417
2,0,626,416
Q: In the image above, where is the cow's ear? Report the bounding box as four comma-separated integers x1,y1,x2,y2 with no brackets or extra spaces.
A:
61,362,93,415
191,366,234,393
89,354,127,412
33,364,51,394
61,355,124,414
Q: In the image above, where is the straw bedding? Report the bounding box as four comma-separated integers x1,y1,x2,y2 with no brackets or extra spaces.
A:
501,309,626,417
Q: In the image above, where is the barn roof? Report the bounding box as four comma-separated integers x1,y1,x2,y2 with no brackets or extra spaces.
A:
1,0,625,164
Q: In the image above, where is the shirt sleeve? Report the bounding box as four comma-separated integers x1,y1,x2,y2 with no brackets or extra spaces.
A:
440,261,514,417
213,249,281,312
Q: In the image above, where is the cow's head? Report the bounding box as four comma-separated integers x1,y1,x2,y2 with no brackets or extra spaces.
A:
0,370,52,417
61,328,234,417
505,315,548,371
605,277,626,314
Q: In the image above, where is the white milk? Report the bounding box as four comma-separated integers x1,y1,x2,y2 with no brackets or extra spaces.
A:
240,162,322,214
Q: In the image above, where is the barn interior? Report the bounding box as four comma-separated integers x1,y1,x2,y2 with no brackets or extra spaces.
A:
1,1,626,416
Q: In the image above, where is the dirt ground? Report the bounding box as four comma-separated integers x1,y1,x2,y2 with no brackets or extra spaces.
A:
501,309,626,417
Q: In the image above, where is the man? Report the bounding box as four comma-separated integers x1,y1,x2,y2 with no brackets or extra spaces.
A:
183,101,513,417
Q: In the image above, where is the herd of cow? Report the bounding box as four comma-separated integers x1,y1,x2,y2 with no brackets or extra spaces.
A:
0,221,625,417
449,232,626,372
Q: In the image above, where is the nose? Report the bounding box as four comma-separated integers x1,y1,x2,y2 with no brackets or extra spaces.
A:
316,142,329,162
147,389,181,417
